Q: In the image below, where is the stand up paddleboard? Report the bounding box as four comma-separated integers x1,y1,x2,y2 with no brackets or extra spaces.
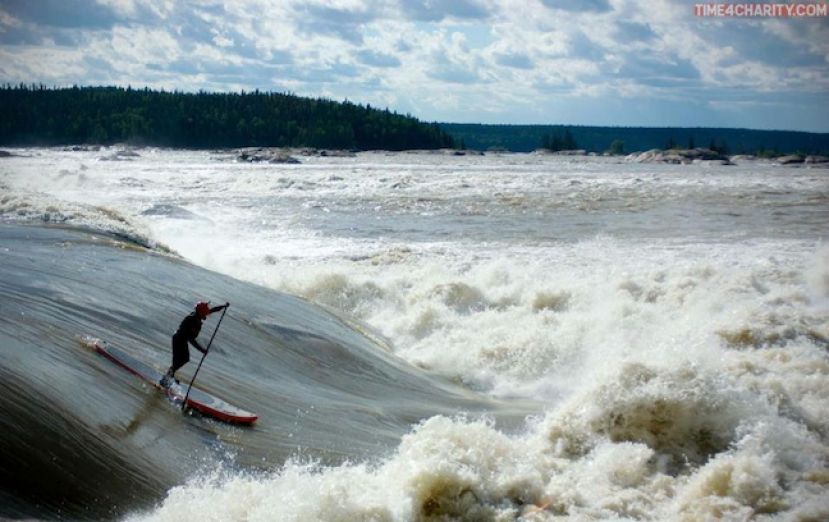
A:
90,339,258,425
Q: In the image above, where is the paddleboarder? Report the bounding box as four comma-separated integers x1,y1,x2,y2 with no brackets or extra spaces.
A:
161,301,229,387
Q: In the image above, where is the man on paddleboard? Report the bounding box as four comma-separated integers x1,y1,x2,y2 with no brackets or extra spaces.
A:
161,301,229,387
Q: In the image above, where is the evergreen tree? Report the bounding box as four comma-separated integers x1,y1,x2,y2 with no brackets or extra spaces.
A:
563,129,577,150
0,85,453,150
440,123,829,155
608,139,624,155
551,135,563,151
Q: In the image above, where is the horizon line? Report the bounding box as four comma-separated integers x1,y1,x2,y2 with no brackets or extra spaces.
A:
4,82,827,136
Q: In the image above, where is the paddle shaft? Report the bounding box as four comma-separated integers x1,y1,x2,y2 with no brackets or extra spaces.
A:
182,305,228,411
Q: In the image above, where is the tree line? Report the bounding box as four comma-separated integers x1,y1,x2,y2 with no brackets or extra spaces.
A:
539,129,579,151
442,123,829,155
0,84,454,150
664,136,729,155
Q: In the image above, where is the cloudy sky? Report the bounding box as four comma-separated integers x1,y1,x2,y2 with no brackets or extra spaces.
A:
1,0,827,131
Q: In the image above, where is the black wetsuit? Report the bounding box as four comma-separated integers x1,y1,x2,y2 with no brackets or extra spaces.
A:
170,312,205,374
168,304,227,377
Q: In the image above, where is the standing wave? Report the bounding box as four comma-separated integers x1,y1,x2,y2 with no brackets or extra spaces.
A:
0,224,529,520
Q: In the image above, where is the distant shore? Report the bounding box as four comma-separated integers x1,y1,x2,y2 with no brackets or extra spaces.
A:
442,122,829,157
3,86,828,157
2,144,827,168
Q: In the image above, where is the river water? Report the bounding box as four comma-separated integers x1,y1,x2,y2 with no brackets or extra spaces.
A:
1,148,827,520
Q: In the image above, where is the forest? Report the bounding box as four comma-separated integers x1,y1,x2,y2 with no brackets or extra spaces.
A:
441,123,829,155
0,85,454,150
3,85,827,155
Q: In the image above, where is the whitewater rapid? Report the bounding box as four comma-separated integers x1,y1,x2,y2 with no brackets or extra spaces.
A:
1,148,827,520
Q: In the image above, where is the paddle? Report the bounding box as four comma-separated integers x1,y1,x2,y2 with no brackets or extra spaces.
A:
182,303,229,412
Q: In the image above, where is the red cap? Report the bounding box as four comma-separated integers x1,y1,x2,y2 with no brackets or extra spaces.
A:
195,301,210,318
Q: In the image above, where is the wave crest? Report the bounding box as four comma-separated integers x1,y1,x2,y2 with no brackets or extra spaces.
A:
0,186,174,253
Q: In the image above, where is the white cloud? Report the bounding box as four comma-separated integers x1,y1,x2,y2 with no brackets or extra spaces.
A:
0,0,826,130
0,9,23,28
212,32,234,48
94,0,139,18
0,46,88,83
109,25,181,65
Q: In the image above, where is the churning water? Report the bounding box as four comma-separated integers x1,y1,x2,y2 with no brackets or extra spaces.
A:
1,148,827,520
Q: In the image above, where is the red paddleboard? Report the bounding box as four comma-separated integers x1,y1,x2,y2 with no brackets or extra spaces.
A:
89,339,258,425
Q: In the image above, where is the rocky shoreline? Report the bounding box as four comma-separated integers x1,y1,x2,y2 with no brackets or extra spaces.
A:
626,148,733,165
1,145,827,167
625,148,829,167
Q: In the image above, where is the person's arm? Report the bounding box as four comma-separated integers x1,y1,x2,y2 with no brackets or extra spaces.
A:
190,338,206,354
184,315,206,353
209,302,230,314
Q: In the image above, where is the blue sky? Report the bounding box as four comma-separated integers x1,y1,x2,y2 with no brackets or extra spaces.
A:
1,0,827,131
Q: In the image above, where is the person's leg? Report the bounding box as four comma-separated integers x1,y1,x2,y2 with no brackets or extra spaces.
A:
163,338,189,385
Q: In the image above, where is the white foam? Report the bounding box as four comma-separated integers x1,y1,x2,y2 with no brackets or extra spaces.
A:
131,372,828,520
4,149,828,520
0,184,172,252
